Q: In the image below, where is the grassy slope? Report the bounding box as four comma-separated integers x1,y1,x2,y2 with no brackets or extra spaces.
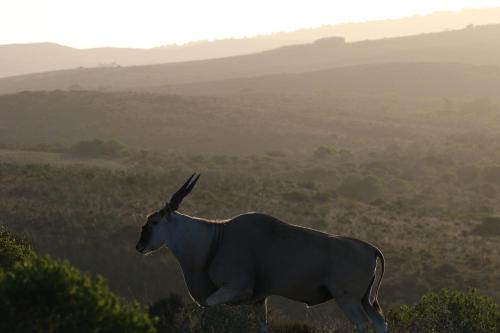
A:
1,138,499,309
1,90,500,319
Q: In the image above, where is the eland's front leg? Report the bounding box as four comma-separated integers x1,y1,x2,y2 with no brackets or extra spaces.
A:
253,299,268,333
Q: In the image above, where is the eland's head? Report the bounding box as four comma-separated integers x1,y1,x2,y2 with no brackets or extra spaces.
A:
135,173,200,255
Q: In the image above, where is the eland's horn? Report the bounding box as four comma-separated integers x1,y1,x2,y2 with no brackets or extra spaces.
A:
167,173,200,211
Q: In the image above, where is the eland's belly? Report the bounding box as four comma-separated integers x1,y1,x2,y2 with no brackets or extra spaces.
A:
279,284,333,306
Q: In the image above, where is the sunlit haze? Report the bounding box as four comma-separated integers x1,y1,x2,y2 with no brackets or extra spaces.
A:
1,0,500,48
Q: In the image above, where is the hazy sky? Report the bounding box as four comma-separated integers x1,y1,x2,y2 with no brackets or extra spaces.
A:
1,0,500,48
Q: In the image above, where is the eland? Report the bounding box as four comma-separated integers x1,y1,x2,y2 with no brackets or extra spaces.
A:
136,174,387,333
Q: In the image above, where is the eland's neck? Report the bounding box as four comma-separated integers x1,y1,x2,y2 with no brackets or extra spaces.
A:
165,212,223,271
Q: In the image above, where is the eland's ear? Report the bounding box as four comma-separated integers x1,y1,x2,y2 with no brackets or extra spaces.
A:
166,173,200,211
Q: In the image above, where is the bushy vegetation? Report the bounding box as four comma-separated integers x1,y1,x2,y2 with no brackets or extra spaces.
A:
388,289,500,332
151,290,500,332
68,139,128,158
0,227,34,271
149,294,323,333
471,216,500,237
337,175,383,203
0,228,155,333
1,135,500,312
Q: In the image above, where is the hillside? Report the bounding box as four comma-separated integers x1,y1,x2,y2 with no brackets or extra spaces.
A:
1,23,500,94
2,7,499,78
1,76,500,155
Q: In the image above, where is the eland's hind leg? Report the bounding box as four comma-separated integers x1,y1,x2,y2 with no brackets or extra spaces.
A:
362,298,387,333
253,299,268,333
334,296,370,333
361,274,387,333
327,283,370,333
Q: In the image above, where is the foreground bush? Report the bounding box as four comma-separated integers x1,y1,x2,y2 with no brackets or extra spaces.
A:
151,296,256,333
388,289,500,333
271,323,315,333
150,295,320,333
0,226,34,270
0,228,155,333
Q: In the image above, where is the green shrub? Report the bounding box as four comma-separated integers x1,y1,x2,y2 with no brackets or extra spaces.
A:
456,165,479,184
152,295,255,333
314,146,337,159
151,294,320,333
67,139,128,158
471,216,500,237
149,294,184,333
388,289,500,333
179,303,256,333
267,151,286,158
0,245,155,333
338,175,383,203
0,226,34,271
271,322,315,332
282,190,309,202
481,165,500,185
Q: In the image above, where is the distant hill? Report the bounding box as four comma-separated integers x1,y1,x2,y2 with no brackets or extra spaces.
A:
0,39,292,79
1,23,500,94
1,7,499,78
164,62,500,102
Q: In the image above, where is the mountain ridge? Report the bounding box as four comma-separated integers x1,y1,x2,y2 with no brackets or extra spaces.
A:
1,7,500,78
1,23,500,94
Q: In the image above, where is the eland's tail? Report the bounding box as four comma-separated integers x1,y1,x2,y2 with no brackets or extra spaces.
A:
361,246,388,332
373,247,385,314
363,246,385,315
